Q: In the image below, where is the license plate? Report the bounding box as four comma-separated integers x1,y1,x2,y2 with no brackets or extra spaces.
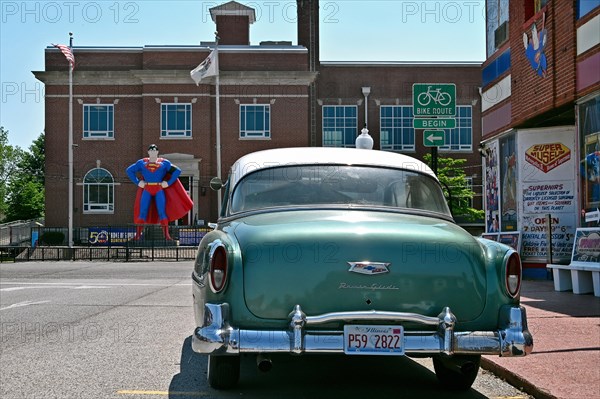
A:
343,325,404,355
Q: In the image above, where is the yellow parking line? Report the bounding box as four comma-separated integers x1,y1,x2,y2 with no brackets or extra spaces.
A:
117,390,207,396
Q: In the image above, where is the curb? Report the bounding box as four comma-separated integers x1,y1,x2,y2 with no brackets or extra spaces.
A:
481,357,556,399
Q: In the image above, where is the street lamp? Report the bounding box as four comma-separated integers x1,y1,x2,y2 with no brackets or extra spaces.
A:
356,123,374,149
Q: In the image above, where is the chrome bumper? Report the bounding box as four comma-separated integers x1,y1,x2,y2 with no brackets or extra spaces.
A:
192,303,533,357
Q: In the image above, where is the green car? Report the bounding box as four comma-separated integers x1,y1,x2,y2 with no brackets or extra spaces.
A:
192,147,533,390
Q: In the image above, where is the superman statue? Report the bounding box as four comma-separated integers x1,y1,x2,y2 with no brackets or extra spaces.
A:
126,144,193,240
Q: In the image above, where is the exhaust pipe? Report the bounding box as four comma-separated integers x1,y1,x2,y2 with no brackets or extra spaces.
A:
256,353,272,372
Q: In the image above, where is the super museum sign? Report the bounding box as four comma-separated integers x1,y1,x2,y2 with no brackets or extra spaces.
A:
519,127,578,263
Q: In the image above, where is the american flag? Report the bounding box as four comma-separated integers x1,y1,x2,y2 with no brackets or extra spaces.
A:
52,44,75,70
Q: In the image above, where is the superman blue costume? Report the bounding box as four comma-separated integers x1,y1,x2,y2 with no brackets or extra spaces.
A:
126,144,193,240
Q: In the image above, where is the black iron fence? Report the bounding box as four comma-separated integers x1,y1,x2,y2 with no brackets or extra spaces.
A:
0,245,197,262
0,225,209,262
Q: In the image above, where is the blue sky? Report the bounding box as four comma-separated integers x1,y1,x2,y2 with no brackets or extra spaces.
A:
0,0,486,150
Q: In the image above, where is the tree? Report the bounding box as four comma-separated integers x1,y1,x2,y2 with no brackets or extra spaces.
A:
0,127,23,221
2,131,45,223
423,153,484,221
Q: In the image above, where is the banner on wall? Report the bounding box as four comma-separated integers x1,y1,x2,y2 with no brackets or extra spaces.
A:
518,127,578,262
485,141,500,232
500,134,518,231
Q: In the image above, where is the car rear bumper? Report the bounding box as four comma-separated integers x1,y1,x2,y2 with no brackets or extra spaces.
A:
192,303,533,357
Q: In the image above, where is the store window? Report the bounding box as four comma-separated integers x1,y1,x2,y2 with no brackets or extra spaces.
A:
440,106,473,151
83,104,114,139
83,168,114,213
322,105,358,147
240,104,270,139
579,95,600,222
379,106,415,151
161,103,192,138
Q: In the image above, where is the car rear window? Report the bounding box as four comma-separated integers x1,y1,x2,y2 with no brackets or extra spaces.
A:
230,165,451,216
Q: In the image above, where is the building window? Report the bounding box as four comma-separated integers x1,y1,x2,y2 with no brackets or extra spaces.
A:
486,0,509,56
161,103,192,138
578,0,600,19
525,0,548,20
83,104,114,138
240,104,270,139
379,106,415,151
440,106,472,151
579,95,600,220
322,105,358,147
83,168,114,213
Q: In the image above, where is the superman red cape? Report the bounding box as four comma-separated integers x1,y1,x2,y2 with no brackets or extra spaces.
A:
133,178,194,224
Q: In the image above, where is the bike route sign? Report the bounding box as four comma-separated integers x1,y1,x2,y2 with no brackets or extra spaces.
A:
412,83,456,117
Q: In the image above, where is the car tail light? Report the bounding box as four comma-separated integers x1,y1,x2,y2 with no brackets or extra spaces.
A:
209,245,228,293
505,252,522,298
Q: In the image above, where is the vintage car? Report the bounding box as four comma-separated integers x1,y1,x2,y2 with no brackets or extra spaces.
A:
192,147,533,390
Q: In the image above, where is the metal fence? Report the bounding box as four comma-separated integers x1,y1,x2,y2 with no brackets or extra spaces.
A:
0,219,43,246
0,224,208,262
0,245,197,262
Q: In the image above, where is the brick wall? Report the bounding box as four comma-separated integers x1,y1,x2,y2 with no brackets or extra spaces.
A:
509,1,576,126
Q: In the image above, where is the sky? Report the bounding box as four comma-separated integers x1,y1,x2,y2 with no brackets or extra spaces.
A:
0,0,486,150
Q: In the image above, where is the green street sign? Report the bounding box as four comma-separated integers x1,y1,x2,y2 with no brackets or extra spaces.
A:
413,118,456,129
413,83,456,117
423,130,445,147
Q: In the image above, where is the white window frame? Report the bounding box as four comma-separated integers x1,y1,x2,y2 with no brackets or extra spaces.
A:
83,168,114,213
239,104,271,139
161,103,192,138
439,105,473,152
379,105,415,151
322,105,358,148
83,104,114,139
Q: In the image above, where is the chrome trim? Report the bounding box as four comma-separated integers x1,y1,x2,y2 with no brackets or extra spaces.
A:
192,303,533,357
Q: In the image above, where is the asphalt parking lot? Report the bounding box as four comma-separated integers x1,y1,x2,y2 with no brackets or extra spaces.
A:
0,261,531,398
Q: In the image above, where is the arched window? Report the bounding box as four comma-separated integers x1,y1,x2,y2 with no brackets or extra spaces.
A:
83,168,114,212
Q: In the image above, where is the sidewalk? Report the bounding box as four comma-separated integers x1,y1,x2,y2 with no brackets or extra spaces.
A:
481,279,600,399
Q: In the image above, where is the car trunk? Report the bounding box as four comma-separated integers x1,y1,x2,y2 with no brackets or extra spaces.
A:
235,210,487,323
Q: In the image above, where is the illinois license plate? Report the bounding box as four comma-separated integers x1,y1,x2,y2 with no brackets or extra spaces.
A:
343,325,404,355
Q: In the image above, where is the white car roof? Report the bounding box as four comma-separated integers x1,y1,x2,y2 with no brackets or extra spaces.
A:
228,147,437,189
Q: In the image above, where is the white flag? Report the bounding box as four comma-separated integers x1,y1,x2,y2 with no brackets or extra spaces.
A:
190,49,218,85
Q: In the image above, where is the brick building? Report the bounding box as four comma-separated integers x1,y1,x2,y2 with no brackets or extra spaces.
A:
481,1,599,275
36,0,484,236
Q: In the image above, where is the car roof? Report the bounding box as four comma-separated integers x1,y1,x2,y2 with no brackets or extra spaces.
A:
228,147,437,189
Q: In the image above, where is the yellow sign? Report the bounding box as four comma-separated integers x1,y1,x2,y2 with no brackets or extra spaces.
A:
525,143,571,173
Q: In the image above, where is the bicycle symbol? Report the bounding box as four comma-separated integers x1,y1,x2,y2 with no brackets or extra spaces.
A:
417,86,452,107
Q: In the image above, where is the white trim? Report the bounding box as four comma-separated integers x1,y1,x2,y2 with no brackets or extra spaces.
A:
44,93,308,98
577,14,600,55
481,75,511,112
160,103,193,138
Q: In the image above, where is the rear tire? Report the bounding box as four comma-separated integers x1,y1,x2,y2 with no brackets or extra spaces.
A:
207,355,240,389
433,354,480,390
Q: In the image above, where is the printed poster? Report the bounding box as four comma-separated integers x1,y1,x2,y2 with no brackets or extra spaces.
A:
485,141,500,232
518,127,578,262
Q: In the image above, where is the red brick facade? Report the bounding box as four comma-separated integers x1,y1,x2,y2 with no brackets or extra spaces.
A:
37,0,484,230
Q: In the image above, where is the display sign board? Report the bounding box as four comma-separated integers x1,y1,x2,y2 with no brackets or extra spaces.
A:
412,83,456,117
519,127,578,262
423,130,445,147
413,118,456,129
571,228,600,265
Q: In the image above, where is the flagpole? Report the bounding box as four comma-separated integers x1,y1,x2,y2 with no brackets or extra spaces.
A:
214,33,222,213
68,32,74,248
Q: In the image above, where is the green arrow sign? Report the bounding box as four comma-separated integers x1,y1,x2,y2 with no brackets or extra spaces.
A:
423,130,445,147
413,118,456,129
